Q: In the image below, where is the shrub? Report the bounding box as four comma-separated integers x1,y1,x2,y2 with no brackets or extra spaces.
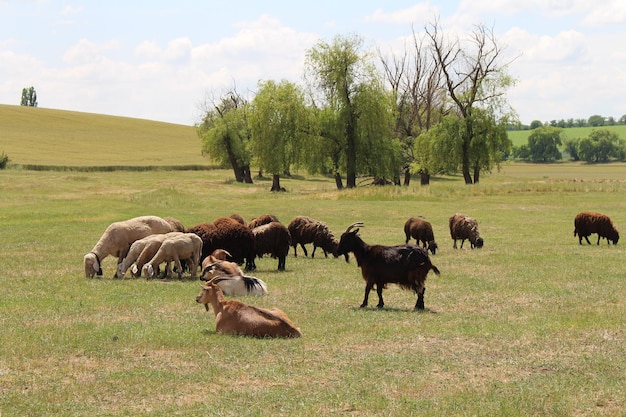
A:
0,151,9,169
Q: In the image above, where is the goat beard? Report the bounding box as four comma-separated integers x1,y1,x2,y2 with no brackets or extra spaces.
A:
204,303,209,312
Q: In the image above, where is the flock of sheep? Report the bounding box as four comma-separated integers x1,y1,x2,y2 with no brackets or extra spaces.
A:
83,209,618,338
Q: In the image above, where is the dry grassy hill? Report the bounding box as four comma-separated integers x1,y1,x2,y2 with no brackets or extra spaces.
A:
0,104,208,168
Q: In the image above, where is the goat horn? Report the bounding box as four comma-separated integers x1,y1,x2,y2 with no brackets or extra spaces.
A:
344,222,364,233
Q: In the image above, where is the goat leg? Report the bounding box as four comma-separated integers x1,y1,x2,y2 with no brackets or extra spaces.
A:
361,281,375,308
375,284,385,309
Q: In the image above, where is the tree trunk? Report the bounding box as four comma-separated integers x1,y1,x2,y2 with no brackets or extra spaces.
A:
420,170,430,185
473,165,480,184
243,166,253,184
270,174,284,192
403,168,411,186
334,172,344,190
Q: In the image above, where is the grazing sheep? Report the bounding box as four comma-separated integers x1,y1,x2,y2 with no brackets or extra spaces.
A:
287,215,341,259
574,211,619,245
449,213,484,249
196,281,301,338
84,215,174,278
116,232,184,278
251,221,291,271
248,214,279,230
336,222,441,310
142,233,203,279
200,261,268,296
187,218,256,271
163,216,185,232
229,213,246,226
404,217,438,255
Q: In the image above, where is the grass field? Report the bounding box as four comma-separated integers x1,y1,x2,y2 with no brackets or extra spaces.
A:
0,105,205,167
1,107,624,416
507,125,626,147
0,163,624,416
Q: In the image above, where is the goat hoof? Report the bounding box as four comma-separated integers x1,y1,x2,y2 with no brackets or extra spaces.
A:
359,304,367,308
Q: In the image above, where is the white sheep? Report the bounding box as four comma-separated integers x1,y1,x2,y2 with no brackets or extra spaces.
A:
84,215,174,278
141,233,203,279
116,232,184,278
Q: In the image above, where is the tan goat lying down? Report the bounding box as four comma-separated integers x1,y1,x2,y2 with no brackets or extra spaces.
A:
196,281,301,338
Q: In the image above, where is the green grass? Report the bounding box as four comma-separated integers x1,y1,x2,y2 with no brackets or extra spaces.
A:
0,104,206,167
0,165,624,416
508,125,626,147
0,108,624,416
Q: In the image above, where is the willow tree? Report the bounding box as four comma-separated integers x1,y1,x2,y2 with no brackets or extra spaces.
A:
305,34,396,188
197,89,253,183
426,21,516,184
249,79,311,192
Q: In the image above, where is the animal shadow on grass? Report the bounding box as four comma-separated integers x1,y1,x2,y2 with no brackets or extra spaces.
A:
350,305,439,314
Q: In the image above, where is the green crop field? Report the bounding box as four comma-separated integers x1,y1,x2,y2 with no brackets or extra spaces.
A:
0,107,624,416
507,125,626,148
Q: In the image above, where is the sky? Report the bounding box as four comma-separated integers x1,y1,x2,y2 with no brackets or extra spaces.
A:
1,0,625,126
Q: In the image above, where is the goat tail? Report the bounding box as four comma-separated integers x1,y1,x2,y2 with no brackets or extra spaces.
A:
431,265,441,276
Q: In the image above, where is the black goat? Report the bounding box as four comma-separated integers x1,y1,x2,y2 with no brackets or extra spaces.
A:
336,222,440,310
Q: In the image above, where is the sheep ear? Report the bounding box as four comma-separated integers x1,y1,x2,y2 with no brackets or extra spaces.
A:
93,259,100,273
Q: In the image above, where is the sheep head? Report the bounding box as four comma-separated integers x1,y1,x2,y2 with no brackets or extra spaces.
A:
84,252,102,278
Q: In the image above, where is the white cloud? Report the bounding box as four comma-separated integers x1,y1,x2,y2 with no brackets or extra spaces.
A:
365,2,439,25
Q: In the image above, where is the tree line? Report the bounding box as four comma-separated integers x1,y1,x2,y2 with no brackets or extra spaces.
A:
515,115,626,130
197,20,516,189
512,126,626,163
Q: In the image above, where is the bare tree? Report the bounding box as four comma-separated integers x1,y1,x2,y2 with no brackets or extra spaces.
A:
426,20,515,184
379,27,446,185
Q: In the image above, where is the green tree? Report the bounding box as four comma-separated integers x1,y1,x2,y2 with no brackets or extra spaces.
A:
577,128,622,162
197,89,253,183
563,138,580,161
529,120,543,129
379,28,446,185
588,114,604,127
422,109,510,181
20,86,38,107
525,126,563,162
305,34,396,189
248,79,311,192
426,21,516,183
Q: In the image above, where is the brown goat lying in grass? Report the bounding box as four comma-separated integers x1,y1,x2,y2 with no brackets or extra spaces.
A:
196,281,301,338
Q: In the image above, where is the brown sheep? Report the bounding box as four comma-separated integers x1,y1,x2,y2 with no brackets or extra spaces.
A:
163,216,185,232
196,281,301,338
574,211,619,245
248,214,279,230
449,213,484,249
251,221,291,271
229,213,246,226
187,218,256,271
404,217,438,255
287,215,340,259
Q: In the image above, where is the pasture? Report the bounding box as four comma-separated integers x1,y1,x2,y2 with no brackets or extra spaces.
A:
0,163,624,416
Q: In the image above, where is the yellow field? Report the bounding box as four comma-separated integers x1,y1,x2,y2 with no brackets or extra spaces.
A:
0,104,207,167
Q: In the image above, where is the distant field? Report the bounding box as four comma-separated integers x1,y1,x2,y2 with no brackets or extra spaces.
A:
507,125,626,147
0,104,207,167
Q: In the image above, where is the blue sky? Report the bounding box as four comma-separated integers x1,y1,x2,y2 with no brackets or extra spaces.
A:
1,1,625,125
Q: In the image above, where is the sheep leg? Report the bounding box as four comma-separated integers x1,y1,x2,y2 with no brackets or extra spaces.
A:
452,239,458,249
299,243,309,257
582,235,591,245
278,255,286,271
311,245,317,258
596,234,601,245
415,287,425,310
361,281,375,308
